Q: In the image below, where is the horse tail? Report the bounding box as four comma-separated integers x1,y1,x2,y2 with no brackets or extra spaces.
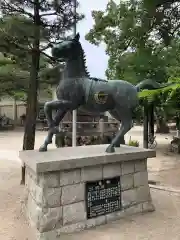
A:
135,79,175,92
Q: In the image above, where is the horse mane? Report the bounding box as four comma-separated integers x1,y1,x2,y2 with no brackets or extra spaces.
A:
78,42,108,83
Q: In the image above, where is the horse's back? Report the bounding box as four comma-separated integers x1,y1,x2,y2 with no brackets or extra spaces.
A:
108,79,138,107
108,79,136,90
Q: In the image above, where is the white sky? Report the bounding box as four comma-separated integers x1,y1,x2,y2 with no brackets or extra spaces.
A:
77,0,110,78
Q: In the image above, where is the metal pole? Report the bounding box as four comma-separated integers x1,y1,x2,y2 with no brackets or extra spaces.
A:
72,0,77,147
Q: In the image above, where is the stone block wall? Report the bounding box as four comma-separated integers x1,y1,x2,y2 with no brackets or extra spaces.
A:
24,158,154,240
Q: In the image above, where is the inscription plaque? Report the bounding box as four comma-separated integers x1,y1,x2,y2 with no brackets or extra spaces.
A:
85,176,121,219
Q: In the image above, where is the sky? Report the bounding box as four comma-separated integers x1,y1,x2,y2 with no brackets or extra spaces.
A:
77,0,110,78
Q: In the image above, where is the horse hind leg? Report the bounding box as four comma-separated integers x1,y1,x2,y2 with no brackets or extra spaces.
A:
106,109,132,153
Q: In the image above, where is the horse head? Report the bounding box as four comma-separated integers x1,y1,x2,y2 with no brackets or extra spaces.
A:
52,33,80,61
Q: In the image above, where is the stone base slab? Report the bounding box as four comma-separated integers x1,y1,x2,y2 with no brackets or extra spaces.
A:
19,145,156,239
19,144,156,173
32,201,154,240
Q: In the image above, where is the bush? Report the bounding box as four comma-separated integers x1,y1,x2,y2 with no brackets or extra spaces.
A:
55,134,114,148
128,137,139,147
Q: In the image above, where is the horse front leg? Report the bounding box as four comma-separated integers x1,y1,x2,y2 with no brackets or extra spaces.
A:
106,110,132,153
39,100,73,152
39,109,65,152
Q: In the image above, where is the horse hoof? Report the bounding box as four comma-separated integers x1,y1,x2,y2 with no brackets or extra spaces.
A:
106,145,115,153
39,145,47,152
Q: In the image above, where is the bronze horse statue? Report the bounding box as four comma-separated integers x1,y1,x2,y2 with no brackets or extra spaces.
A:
39,33,169,153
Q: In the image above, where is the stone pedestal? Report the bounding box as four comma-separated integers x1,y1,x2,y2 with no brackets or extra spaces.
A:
19,145,156,240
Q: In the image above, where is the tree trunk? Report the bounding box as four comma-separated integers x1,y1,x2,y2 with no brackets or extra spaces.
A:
148,104,154,137
13,97,18,126
21,0,40,185
175,115,180,138
156,117,169,133
143,105,149,149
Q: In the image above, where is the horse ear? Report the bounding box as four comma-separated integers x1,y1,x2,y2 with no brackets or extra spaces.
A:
74,33,80,41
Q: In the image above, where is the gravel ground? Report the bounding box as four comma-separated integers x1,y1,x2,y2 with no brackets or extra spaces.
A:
1,127,180,239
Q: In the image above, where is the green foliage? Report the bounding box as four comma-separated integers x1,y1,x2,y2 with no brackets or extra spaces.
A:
86,0,180,114
0,51,55,99
0,5,81,97
0,0,84,153
0,15,37,68
40,64,64,85
86,0,180,47
0,1,84,57
0,55,28,97
86,0,180,83
0,0,84,95
128,137,139,147
109,50,167,84
138,82,180,116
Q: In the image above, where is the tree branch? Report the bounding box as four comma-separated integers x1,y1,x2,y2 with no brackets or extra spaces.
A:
40,51,56,63
2,0,34,19
0,29,29,51
40,42,53,52
40,12,56,17
171,22,180,36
